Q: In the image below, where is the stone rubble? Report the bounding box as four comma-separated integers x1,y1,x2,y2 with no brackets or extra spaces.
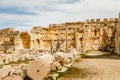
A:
0,48,81,80
27,48,81,80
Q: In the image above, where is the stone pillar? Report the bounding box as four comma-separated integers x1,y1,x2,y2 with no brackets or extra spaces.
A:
65,26,68,51
30,40,34,49
30,36,34,49
82,26,87,53
75,28,79,51
14,36,23,50
40,39,44,49
115,25,120,54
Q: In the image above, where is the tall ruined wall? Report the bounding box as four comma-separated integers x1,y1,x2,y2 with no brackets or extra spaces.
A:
83,18,118,53
115,19,120,54
30,18,120,54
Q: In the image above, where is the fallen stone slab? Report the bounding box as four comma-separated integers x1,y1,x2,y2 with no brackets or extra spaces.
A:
27,60,51,80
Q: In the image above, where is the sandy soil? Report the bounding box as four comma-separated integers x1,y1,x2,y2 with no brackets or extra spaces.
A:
59,51,120,80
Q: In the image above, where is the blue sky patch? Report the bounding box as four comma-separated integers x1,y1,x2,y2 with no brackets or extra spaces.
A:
0,7,37,15
0,0,119,31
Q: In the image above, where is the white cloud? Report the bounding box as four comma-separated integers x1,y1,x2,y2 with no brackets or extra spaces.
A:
0,0,120,31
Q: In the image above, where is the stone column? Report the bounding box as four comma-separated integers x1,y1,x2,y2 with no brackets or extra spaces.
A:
75,28,79,51
65,26,68,51
14,36,23,50
30,40,34,49
115,25,120,54
30,35,34,49
40,39,44,49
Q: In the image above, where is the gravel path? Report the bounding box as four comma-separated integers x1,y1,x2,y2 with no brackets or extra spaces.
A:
59,51,120,80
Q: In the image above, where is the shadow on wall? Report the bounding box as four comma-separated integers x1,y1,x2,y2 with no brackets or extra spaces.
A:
0,41,15,53
99,26,115,54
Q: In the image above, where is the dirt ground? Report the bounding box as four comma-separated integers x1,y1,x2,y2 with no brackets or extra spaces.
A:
59,51,120,80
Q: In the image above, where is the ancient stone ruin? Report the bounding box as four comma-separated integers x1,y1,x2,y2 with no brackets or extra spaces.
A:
0,12,120,80
0,14,120,54
0,28,23,53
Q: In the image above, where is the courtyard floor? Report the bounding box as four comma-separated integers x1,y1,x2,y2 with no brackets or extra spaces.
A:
59,51,120,80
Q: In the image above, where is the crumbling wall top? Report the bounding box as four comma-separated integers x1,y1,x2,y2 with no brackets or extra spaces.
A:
0,28,16,38
85,18,119,24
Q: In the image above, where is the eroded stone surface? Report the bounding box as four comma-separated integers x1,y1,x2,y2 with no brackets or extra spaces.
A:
27,60,51,80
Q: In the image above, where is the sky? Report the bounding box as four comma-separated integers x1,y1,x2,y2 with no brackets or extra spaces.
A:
0,0,120,31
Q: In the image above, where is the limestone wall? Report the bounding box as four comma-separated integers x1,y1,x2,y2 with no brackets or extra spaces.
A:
30,18,120,54
115,19,120,54
30,27,44,49
0,17,120,54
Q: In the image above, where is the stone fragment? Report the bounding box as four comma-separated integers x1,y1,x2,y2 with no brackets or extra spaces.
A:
27,60,51,80
3,74,23,80
0,69,11,79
